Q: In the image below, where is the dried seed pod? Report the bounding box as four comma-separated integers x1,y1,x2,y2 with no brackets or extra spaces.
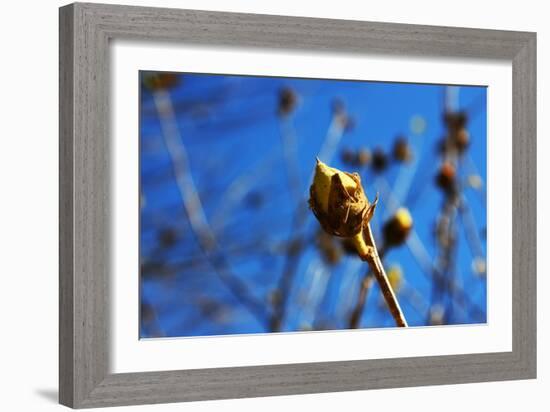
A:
341,148,357,166
383,208,413,247
392,136,412,163
309,159,376,238
357,148,371,166
435,162,457,193
142,73,179,90
278,87,297,116
443,111,467,132
371,148,389,173
158,228,178,248
452,127,470,153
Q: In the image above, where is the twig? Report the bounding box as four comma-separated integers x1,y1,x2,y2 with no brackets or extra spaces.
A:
152,89,268,327
270,116,346,331
354,224,408,327
348,273,374,328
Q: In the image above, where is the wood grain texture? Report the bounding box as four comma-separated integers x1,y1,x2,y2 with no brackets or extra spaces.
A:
59,2,537,408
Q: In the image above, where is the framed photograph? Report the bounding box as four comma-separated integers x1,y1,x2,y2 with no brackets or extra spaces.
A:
59,2,536,408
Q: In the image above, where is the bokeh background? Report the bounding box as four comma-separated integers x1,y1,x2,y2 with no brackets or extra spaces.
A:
139,71,487,338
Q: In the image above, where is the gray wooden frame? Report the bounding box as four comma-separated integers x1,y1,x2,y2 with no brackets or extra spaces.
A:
59,2,536,408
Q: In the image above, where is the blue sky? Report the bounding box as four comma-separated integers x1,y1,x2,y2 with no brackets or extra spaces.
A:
139,72,487,338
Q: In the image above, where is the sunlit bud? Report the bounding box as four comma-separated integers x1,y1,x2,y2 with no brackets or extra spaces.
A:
383,208,413,247
387,264,404,292
309,159,376,238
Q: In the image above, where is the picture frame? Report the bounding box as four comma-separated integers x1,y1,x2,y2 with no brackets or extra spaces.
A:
59,2,536,408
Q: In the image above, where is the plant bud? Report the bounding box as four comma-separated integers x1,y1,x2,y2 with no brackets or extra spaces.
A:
443,111,467,132
357,148,371,166
278,87,297,116
142,73,179,90
341,148,357,165
392,136,412,163
387,264,404,292
309,159,376,238
383,207,413,247
453,128,470,153
435,162,456,193
371,148,389,173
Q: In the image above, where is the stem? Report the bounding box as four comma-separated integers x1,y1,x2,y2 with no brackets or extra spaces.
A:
352,226,408,328
348,273,374,328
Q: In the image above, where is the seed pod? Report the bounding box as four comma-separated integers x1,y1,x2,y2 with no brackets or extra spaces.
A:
443,111,467,132
386,264,404,292
383,208,413,247
392,136,412,163
435,162,456,193
158,228,178,248
453,127,470,153
309,159,377,238
142,73,179,90
371,148,389,173
278,87,297,116
341,148,357,166
357,148,371,166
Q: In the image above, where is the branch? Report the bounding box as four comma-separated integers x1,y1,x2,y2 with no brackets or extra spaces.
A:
152,89,269,327
353,224,408,327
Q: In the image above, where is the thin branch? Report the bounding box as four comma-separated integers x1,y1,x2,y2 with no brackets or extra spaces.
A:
270,116,346,331
153,89,269,327
355,224,408,327
348,273,374,328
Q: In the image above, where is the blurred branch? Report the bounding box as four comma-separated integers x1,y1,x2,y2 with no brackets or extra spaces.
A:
153,88,269,327
348,273,374,328
270,114,347,332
